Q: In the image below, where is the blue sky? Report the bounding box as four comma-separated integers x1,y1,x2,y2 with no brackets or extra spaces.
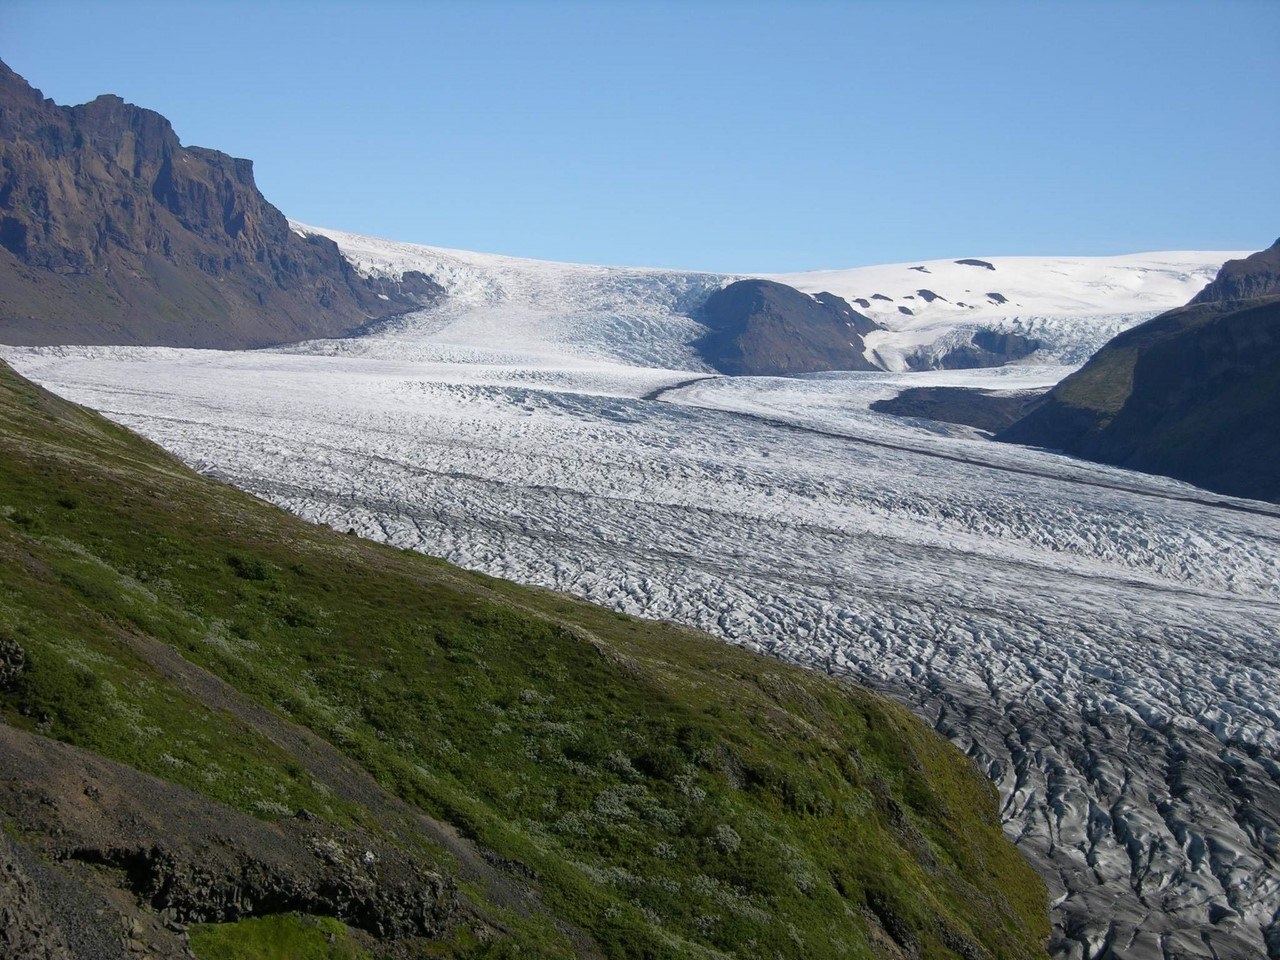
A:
4,0,1277,271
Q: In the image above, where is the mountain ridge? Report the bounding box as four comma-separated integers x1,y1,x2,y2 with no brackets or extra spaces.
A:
0,60,439,349
998,239,1280,502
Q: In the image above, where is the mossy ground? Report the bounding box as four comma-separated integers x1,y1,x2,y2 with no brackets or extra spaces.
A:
189,913,371,959
0,362,1048,958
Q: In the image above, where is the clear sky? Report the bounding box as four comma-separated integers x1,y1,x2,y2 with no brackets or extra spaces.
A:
3,0,1277,272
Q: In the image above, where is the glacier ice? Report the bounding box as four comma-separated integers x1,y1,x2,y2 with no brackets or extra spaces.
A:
2,239,1271,960
6,342,1278,960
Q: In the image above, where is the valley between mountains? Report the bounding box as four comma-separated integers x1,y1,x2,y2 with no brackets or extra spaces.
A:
3,58,1278,960
7,233,1279,960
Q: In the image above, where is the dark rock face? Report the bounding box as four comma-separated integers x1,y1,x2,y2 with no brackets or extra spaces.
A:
954,258,995,270
970,328,1040,362
872,385,1047,432
0,633,25,690
1000,240,1280,502
695,279,881,376
1190,238,1280,304
0,61,440,348
908,327,1043,370
0,724,455,945
0,832,90,960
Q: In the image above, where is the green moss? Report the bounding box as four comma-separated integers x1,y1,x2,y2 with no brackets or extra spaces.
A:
189,913,369,960
1053,343,1140,415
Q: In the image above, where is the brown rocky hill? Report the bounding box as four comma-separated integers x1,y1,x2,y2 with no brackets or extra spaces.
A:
1189,240,1280,305
696,279,881,376
0,61,439,348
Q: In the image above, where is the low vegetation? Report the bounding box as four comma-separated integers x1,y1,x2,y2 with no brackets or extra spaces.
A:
189,914,371,960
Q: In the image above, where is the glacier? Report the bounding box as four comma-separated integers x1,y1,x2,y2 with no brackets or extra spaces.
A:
3,237,1274,960
297,224,1243,373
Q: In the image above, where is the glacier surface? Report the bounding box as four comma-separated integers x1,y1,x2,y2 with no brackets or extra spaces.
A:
2,236,1271,960
6,343,1278,960
296,225,1245,373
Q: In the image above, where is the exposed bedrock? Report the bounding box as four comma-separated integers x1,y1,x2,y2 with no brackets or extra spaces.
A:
1190,241,1280,305
870,385,1048,432
905,327,1044,370
695,279,882,375
0,724,455,945
0,61,440,348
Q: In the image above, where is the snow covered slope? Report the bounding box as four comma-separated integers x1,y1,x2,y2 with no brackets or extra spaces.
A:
773,252,1245,370
293,224,726,370
773,252,1237,324
298,223,1241,373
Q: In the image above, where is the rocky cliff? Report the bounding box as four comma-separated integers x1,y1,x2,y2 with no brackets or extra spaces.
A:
1189,240,1280,304
999,239,1280,502
696,279,881,375
0,61,439,348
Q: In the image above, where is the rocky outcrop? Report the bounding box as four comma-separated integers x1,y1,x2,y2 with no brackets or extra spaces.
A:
695,279,881,375
0,633,24,689
871,385,1047,432
0,724,455,948
1189,238,1280,304
906,328,1043,370
0,61,440,348
0,832,86,960
999,239,1280,503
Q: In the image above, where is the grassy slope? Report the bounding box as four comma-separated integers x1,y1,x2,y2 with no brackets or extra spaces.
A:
0,360,1048,959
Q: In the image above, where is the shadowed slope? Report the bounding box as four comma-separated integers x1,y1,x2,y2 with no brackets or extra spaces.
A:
696,279,881,375
1000,239,1280,502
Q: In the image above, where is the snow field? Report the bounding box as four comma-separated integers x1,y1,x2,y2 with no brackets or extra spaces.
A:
297,224,1242,374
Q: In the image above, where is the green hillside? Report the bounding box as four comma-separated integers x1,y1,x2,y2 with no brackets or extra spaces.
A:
0,359,1048,959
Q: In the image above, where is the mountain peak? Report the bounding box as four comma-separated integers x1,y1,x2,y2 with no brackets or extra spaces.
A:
1190,239,1280,304
0,58,440,348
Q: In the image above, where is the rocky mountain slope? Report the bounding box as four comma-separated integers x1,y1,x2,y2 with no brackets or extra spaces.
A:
999,240,1280,502
695,279,881,375
1190,239,1280,304
0,61,438,349
0,359,1048,958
